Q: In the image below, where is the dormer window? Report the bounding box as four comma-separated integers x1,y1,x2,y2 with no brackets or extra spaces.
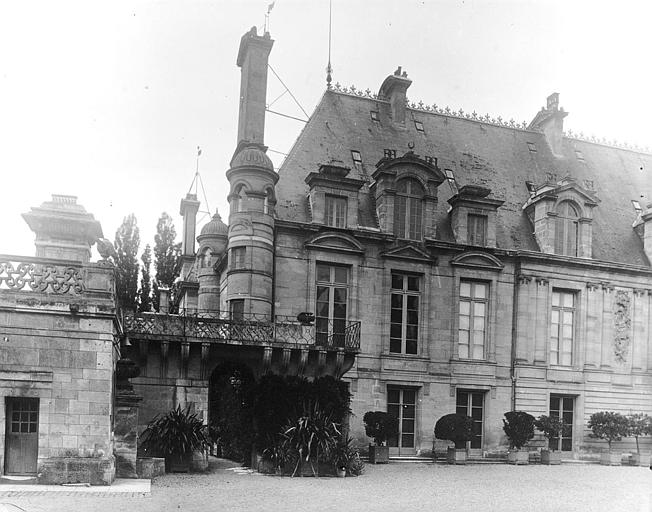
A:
527,142,537,153
632,200,642,213
351,150,362,165
325,195,347,228
554,201,579,256
370,111,379,122
467,214,488,246
384,149,397,159
414,120,424,132
394,178,424,240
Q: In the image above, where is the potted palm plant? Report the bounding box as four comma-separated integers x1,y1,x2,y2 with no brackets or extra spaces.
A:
139,405,210,472
626,413,651,466
588,411,629,466
363,411,399,464
534,415,564,465
434,413,474,464
503,411,535,465
283,402,339,477
330,436,357,477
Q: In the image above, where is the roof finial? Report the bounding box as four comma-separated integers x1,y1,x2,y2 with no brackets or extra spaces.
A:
326,0,333,89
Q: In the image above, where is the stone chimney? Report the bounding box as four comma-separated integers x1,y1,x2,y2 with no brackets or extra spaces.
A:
236,26,274,149
179,193,200,257
379,67,412,126
22,194,103,262
528,92,568,157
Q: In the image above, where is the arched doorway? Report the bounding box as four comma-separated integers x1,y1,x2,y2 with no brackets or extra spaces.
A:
208,362,256,464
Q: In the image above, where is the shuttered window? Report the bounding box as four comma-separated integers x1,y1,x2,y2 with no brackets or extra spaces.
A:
554,202,579,256
394,178,424,240
467,214,487,246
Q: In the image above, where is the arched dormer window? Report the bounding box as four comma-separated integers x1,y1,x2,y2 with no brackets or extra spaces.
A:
394,178,424,240
554,201,579,256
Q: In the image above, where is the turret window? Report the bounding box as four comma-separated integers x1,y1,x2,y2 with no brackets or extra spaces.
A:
394,178,424,240
231,247,246,269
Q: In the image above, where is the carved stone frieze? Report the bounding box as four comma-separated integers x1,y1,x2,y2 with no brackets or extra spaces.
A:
613,290,631,364
0,259,84,295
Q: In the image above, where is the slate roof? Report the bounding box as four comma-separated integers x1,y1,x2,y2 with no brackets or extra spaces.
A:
276,89,652,266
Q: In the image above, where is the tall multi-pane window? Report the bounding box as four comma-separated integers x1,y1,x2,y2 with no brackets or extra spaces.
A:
316,263,348,347
554,201,579,256
467,214,487,246
549,395,574,451
325,195,347,228
390,273,420,354
394,178,424,240
231,247,246,269
551,290,575,366
459,281,488,359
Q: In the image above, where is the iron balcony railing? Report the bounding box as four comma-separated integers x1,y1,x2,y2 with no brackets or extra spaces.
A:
123,309,361,351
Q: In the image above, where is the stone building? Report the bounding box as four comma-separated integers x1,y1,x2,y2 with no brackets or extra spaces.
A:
127,25,652,461
0,195,118,483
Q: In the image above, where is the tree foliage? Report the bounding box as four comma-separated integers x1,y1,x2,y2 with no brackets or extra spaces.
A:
362,411,399,446
502,410,535,449
434,413,474,449
152,212,181,311
113,214,140,312
626,413,652,455
138,244,153,313
588,411,630,450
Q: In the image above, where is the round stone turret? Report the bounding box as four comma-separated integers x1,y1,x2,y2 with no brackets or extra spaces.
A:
196,212,228,314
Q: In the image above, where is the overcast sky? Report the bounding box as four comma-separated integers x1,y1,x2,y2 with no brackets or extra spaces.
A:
1,0,650,259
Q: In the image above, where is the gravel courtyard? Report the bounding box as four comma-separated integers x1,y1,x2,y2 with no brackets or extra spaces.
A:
1,458,650,512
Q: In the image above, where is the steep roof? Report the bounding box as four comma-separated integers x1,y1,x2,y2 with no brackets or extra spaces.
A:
276,89,652,266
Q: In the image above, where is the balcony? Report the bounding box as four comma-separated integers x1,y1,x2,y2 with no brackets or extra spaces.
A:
123,310,361,352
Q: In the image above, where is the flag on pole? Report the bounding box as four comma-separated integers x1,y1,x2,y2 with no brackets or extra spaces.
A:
268,1,275,13
197,146,202,156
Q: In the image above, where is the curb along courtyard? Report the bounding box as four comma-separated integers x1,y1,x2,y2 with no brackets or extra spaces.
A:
0,457,649,512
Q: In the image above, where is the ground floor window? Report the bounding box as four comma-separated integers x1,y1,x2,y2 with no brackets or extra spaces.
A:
387,386,417,455
549,394,574,451
456,390,484,450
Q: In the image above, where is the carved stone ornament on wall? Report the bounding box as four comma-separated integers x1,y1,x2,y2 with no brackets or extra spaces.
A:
613,290,631,363
0,258,84,295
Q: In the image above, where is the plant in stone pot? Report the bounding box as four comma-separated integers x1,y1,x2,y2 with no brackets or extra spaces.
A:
140,405,210,473
626,413,651,466
363,411,399,464
330,435,359,477
534,415,565,465
588,411,629,466
434,413,474,465
503,411,535,465
283,402,340,477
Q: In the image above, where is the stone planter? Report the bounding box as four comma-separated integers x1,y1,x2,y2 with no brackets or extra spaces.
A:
507,450,529,465
336,467,347,478
368,445,390,464
628,453,650,467
136,457,165,478
540,450,561,465
600,451,622,466
446,447,467,465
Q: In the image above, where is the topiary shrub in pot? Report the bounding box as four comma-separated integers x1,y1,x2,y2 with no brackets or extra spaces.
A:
139,405,210,473
626,413,651,466
534,415,564,465
363,411,399,464
434,413,474,465
588,411,629,466
503,411,535,465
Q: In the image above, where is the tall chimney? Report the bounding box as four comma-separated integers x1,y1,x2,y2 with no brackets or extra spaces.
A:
378,67,412,126
179,193,200,257
236,27,274,148
528,92,568,158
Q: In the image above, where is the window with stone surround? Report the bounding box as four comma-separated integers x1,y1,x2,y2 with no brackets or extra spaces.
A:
316,263,348,347
550,290,575,366
230,299,244,320
554,201,579,256
231,246,246,269
325,195,347,228
390,273,420,354
394,178,424,240
459,280,488,360
467,214,487,246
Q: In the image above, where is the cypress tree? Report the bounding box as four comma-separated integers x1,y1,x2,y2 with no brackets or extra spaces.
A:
138,243,153,313
152,212,181,311
114,214,140,312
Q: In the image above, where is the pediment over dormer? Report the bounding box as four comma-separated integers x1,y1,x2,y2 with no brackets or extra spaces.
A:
304,232,365,255
450,251,504,272
380,243,435,263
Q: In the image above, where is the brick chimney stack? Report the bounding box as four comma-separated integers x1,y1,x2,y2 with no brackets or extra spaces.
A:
379,67,412,126
236,27,274,148
528,92,568,157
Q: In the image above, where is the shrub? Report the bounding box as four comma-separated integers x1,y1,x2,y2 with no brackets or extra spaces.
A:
534,415,565,451
329,435,364,476
626,413,652,455
363,411,399,446
140,405,209,463
434,413,474,449
588,411,629,451
502,411,535,449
